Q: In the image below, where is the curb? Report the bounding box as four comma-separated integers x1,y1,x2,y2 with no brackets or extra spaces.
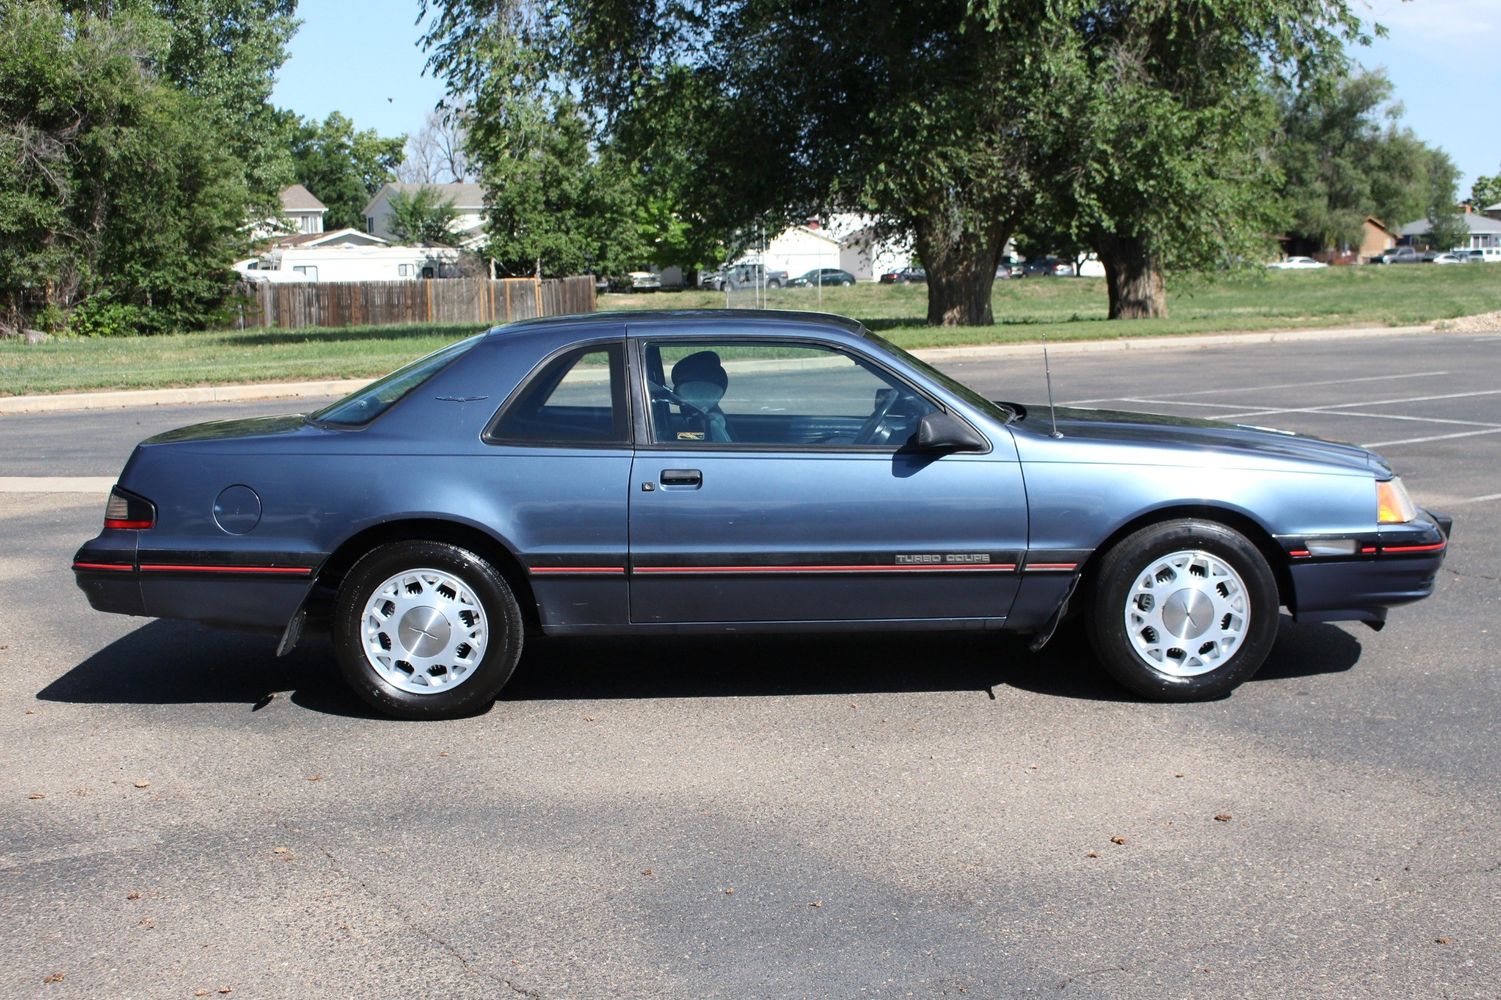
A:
0,323,1438,415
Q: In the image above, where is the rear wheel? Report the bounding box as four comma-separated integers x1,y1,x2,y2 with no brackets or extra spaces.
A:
333,541,523,719
1086,519,1278,701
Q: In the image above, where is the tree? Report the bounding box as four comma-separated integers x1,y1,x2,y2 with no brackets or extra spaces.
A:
1472,168,1501,212
398,105,473,184
1,0,250,334
1276,68,1462,251
60,0,300,207
386,186,459,245
288,112,405,230
419,4,646,277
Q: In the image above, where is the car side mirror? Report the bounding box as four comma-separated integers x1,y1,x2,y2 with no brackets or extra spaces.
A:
915,411,988,453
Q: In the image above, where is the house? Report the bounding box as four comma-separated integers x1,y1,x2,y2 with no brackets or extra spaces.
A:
1484,202,1501,223
1398,213,1501,250
1358,217,1396,261
362,182,487,249
278,184,327,236
824,213,913,281
237,243,464,283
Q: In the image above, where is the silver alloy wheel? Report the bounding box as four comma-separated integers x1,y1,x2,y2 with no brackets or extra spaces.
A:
360,567,489,695
1123,548,1250,677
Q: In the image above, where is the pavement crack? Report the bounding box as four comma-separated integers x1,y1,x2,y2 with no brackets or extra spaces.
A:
1057,964,1126,990
315,844,535,994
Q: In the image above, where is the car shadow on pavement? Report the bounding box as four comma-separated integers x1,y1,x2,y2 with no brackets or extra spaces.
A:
37,620,378,718
39,615,1364,715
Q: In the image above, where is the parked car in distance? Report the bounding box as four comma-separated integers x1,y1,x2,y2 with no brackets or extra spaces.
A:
709,263,789,290
1456,247,1501,263
994,256,1023,279
879,267,927,284
1267,256,1329,270
1378,247,1433,265
788,268,857,287
1430,253,1464,265
1076,254,1106,278
74,310,1451,719
1021,257,1074,277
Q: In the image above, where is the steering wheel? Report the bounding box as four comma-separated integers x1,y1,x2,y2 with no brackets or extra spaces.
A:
853,388,901,445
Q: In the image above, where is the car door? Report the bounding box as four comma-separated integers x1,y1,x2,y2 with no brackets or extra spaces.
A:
626,332,1029,625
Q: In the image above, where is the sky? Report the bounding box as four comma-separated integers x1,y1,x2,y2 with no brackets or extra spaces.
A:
270,0,1501,196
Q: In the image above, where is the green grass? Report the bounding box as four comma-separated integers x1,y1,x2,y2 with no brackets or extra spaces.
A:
4,265,1498,395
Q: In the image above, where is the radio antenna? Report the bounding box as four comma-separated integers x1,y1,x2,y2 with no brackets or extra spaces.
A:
1043,331,1062,439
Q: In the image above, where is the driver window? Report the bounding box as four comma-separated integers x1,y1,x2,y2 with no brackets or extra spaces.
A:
643,341,936,448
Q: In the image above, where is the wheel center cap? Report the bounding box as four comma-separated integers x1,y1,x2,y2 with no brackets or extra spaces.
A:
1161,589,1214,639
397,606,451,657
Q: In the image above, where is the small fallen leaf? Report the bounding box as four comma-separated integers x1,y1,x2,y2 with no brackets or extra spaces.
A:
438,751,449,757
1435,936,1451,945
195,991,211,997
25,708,34,715
27,792,44,800
1085,851,1100,858
305,774,322,782
133,779,151,789
138,916,154,929
272,846,290,855
641,868,654,877
583,715,596,722
218,987,233,994
809,900,823,908
1174,773,1184,778
849,702,858,710
1110,836,1127,845
1028,764,1039,770
43,972,65,984
723,886,735,895
1214,813,1232,822
126,891,141,900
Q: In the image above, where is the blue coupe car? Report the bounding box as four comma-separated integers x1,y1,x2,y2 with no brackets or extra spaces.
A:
74,311,1450,718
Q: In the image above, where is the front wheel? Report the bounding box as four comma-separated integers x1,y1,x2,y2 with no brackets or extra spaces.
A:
1085,520,1279,701
333,541,523,719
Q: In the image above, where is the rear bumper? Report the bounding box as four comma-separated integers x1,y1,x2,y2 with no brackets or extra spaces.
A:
73,535,316,630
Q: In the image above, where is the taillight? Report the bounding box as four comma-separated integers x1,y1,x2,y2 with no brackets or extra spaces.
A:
1376,478,1417,525
104,486,155,530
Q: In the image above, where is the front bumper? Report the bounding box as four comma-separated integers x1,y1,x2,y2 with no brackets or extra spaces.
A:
1288,508,1451,625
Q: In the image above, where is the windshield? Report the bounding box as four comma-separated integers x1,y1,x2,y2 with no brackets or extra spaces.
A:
860,329,1016,423
312,335,482,427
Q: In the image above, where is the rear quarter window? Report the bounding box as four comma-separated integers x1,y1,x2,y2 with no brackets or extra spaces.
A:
313,335,481,427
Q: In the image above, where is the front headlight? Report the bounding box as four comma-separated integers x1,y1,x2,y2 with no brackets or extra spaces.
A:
1377,477,1418,524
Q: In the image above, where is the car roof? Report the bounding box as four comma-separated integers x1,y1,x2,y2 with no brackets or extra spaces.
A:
485,309,870,343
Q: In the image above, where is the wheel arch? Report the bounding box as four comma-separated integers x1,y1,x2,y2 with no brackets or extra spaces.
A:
312,518,540,627
1077,504,1294,610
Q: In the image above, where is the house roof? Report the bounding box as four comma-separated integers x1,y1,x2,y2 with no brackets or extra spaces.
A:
364,182,486,215
1399,214,1501,237
1364,216,1394,235
269,227,388,249
279,184,327,213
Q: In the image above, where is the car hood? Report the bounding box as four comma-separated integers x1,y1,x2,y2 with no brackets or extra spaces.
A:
1008,404,1388,476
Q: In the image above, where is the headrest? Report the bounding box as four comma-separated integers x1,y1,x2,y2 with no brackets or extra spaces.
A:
671,351,728,393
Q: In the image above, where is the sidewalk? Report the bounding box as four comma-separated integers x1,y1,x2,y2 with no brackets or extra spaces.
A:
0,323,1437,415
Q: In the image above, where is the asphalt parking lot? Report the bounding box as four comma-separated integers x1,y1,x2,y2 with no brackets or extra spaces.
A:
2,330,1497,999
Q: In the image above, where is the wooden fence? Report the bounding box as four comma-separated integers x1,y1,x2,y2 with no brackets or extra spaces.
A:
238,275,596,329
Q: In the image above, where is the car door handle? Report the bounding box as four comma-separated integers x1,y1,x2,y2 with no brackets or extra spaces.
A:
659,469,702,488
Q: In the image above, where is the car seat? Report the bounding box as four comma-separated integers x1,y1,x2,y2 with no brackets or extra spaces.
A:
670,350,731,442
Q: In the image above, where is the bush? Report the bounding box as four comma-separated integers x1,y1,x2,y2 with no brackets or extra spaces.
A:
67,296,151,338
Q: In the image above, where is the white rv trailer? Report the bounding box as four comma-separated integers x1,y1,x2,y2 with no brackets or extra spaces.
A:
239,245,465,283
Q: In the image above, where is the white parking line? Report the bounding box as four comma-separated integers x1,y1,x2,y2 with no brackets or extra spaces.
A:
1065,370,1448,405
1210,388,1501,421
1450,492,1501,506
1360,428,1501,448
0,476,114,494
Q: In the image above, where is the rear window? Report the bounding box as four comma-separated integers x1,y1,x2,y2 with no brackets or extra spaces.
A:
312,335,481,427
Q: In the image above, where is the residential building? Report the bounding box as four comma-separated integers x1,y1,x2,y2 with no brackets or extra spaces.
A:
1398,213,1501,250
362,182,487,249
278,184,327,235
1358,217,1396,261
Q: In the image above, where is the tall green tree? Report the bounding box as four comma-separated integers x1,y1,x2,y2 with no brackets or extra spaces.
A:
61,0,300,206
288,111,405,230
0,0,251,334
420,2,645,277
1276,68,1461,250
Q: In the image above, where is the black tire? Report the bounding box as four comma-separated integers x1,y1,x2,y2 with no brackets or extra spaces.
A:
839,279,853,286
1085,519,1279,701
333,541,523,719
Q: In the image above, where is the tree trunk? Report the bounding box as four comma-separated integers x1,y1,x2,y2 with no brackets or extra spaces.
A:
1097,234,1166,319
913,216,1006,326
